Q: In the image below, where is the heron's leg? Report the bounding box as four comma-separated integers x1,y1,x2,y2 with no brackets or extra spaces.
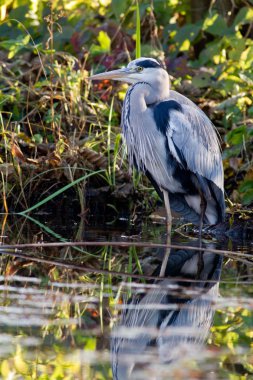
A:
199,194,207,237
162,190,172,226
197,194,206,276
159,227,171,277
158,190,172,277
197,239,204,278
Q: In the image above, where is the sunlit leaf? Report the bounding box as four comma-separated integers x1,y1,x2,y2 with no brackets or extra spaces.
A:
97,31,111,52
240,46,253,71
239,73,253,86
175,24,201,52
85,337,96,350
14,346,29,374
179,39,190,51
1,360,10,377
202,12,231,36
0,34,30,58
233,7,253,28
228,39,246,61
198,40,222,65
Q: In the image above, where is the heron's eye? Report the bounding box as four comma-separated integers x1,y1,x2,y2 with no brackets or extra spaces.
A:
136,66,143,72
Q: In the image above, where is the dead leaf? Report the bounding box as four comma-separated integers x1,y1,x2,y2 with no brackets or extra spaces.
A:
11,143,26,162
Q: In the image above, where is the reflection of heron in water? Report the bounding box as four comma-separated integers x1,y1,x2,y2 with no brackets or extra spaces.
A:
111,244,223,379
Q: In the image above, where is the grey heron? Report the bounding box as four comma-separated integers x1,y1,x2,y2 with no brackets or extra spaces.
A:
90,57,225,229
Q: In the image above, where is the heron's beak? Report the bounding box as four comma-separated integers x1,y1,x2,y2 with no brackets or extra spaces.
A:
89,68,135,83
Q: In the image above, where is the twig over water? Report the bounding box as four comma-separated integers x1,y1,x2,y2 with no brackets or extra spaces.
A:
0,240,252,260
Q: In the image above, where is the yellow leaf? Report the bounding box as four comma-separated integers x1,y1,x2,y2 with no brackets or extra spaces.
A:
179,39,190,51
14,346,29,374
1,360,10,377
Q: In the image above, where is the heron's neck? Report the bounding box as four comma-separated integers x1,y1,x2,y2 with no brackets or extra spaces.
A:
127,81,170,112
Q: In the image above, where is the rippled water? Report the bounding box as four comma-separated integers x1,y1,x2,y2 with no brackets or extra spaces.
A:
0,211,252,379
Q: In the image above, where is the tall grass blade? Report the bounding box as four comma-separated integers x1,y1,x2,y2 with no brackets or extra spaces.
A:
135,0,141,58
131,246,145,283
18,170,104,214
113,133,122,189
1,172,8,213
127,248,133,297
107,97,114,186
22,214,98,258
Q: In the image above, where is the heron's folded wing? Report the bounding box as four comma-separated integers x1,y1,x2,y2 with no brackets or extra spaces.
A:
160,95,224,192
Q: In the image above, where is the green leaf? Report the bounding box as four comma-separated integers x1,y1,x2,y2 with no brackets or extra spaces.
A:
32,134,43,144
111,0,128,19
90,31,111,56
228,38,246,61
241,46,253,69
192,72,213,88
242,189,253,205
233,7,253,28
174,24,201,52
177,24,201,42
248,106,253,116
34,80,51,88
85,337,96,350
239,180,253,193
226,126,247,145
9,5,29,20
97,31,111,52
198,40,222,65
0,34,30,58
238,179,253,205
202,13,230,36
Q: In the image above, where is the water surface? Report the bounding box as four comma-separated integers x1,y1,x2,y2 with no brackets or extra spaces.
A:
0,212,252,379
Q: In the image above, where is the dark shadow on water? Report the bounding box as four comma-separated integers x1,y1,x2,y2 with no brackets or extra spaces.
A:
111,242,223,379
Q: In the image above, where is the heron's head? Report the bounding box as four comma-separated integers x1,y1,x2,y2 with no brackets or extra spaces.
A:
89,57,170,95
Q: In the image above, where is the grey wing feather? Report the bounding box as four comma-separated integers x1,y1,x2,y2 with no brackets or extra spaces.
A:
168,91,224,191
170,90,200,108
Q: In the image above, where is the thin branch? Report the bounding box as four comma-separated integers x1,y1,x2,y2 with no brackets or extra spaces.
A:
0,249,252,283
0,240,252,260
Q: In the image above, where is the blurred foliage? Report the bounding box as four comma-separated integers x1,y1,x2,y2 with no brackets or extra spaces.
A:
0,0,252,211
210,307,253,378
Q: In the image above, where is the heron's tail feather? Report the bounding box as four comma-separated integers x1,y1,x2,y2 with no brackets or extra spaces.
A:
145,169,204,224
209,181,225,223
145,169,224,225
168,193,200,224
